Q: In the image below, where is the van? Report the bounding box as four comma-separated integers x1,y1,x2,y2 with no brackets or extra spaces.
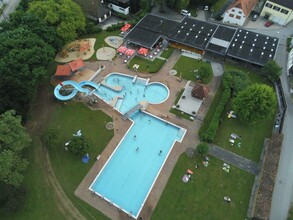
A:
252,14,258,21
181,10,191,16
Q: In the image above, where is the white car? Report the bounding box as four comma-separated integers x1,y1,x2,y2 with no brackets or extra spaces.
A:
181,10,191,16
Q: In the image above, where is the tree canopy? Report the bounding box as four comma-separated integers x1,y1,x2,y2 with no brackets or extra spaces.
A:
1,11,64,50
262,60,282,81
28,0,86,42
0,111,31,187
0,28,55,118
67,136,89,155
223,70,251,96
233,84,277,124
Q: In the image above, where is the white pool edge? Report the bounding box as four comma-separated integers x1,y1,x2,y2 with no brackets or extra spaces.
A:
88,110,186,219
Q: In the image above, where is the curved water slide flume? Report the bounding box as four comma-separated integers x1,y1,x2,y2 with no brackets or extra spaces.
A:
54,80,100,101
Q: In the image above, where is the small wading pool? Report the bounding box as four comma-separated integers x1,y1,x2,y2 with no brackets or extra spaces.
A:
89,111,186,218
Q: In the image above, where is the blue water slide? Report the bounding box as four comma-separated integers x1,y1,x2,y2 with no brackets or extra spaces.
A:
54,80,100,101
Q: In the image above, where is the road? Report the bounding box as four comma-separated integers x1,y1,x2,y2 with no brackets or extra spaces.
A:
0,0,20,22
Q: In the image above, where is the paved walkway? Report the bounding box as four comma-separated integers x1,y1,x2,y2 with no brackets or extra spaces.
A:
75,49,223,220
208,144,259,175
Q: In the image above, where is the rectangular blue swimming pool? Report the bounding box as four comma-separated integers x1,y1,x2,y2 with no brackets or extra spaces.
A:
89,111,185,218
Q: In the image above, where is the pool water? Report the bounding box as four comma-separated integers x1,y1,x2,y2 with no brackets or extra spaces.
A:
89,111,186,218
94,73,169,114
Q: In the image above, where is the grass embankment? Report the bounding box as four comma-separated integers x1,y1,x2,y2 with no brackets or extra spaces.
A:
47,103,113,219
152,154,254,219
128,56,166,73
160,47,174,59
173,56,213,83
213,64,275,162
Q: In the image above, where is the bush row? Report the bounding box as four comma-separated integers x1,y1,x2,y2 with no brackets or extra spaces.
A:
200,80,231,142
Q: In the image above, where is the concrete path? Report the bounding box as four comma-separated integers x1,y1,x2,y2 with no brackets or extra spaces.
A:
208,144,259,175
210,61,224,76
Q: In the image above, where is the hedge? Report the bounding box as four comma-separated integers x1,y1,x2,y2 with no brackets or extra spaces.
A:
200,79,231,142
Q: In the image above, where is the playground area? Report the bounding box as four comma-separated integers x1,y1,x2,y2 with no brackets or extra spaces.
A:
104,36,123,49
96,47,116,61
55,38,96,63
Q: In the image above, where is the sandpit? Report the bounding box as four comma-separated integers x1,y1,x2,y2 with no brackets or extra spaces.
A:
55,38,96,63
96,47,116,61
104,36,123,49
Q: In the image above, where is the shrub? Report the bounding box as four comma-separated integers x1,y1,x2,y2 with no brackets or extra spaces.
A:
67,136,89,155
197,143,209,157
200,86,231,142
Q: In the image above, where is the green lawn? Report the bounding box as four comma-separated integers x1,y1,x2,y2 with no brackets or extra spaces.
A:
213,63,275,162
160,47,174,59
173,56,213,83
152,154,254,220
214,100,275,162
128,56,166,73
46,103,113,219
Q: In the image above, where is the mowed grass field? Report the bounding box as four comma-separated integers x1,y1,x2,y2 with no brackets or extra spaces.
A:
152,154,254,220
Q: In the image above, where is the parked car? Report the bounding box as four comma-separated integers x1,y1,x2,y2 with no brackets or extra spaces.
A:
264,21,274,27
252,14,258,21
204,6,209,11
181,9,191,16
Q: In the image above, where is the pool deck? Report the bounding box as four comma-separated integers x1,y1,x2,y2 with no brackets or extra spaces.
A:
75,49,222,220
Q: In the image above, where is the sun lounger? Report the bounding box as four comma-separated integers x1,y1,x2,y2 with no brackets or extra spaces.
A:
223,163,230,169
182,174,190,183
222,167,230,173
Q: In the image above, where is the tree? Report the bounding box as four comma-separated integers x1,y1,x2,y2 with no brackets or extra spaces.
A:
176,0,190,10
262,60,282,81
198,65,213,84
0,110,31,187
28,0,86,42
223,70,251,96
0,11,64,50
0,28,55,119
67,136,89,155
233,84,277,124
197,142,209,157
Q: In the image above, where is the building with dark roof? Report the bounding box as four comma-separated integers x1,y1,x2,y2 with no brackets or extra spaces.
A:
261,0,293,25
74,0,111,23
124,13,279,66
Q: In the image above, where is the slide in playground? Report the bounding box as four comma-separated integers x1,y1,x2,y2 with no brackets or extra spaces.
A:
54,80,100,101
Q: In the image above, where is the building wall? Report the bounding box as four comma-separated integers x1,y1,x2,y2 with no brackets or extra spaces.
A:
109,3,130,15
260,0,293,25
223,7,247,26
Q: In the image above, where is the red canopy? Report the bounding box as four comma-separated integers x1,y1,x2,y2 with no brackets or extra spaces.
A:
121,23,132,32
125,49,135,57
68,58,85,72
138,47,149,56
55,65,71,76
117,46,128,53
